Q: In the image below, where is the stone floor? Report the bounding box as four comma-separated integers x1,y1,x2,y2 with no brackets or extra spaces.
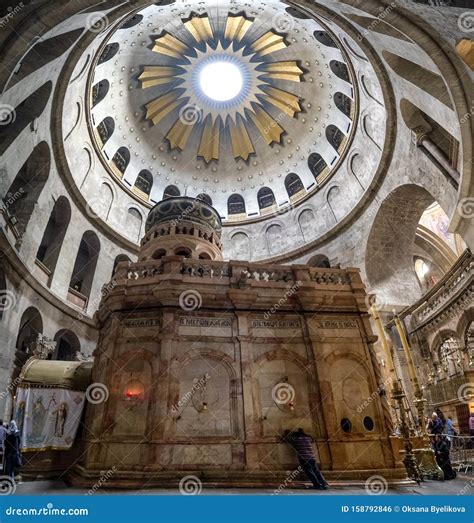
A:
13,476,473,496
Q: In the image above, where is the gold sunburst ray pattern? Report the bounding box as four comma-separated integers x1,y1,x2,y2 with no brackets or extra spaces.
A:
140,12,304,163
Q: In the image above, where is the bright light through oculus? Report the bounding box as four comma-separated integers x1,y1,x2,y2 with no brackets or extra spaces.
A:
199,61,243,101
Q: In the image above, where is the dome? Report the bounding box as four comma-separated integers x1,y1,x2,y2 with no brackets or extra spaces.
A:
145,196,222,236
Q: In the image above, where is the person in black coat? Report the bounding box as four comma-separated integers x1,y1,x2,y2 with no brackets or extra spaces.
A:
3,421,21,479
433,434,456,480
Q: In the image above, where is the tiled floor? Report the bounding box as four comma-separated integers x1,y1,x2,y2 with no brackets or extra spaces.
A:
12,476,473,496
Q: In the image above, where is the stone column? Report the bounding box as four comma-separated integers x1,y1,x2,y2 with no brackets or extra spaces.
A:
413,127,460,185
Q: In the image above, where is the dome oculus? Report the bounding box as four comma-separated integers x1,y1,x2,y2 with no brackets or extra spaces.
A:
199,60,243,102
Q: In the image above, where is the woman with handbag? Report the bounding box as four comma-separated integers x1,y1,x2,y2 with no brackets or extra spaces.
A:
3,421,21,480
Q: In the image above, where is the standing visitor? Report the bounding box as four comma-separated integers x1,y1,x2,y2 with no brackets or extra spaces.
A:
432,434,456,480
283,428,329,490
3,421,21,480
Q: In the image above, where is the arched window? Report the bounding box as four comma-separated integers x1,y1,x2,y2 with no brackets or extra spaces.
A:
91,80,109,106
330,60,351,83
438,337,463,378
334,92,352,118
197,193,212,206
119,14,143,29
257,187,276,210
112,254,131,276
16,307,43,352
285,6,310,19
314,31,337,48
98,42,120,64
308,254,331,268
163,185,180,199
285,173,304,198
228,194,246,215
308,153,327,178
134,170,153,197
175,247,191,258
0,82,52,155
112,147,130,174
3,142,50,236
68,231,100,307
53,330,80,361
326,124,345,152
36,196,71,280
9,30,83,87
97,117,115,145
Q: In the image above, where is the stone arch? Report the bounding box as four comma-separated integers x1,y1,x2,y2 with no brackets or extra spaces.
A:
298,208,315,242
326,124,345,153
266,223,284,256
10,29,84,87
326,185,341,222
53,329,80,361
173,349,239,439
16,306,43,351
127,207,143,242
112,254,131,276
359,73,383,106
0,82,52,155
382,51,452,109
345,13,410,42
69,231,101,303
230,231,250,259
4,141,50,236
361,110,383,151
97,182,114,219
456,307,474,345
365,184,435,306
36,196,71,278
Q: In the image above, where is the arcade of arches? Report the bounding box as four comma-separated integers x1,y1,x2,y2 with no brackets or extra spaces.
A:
0,0,473,490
